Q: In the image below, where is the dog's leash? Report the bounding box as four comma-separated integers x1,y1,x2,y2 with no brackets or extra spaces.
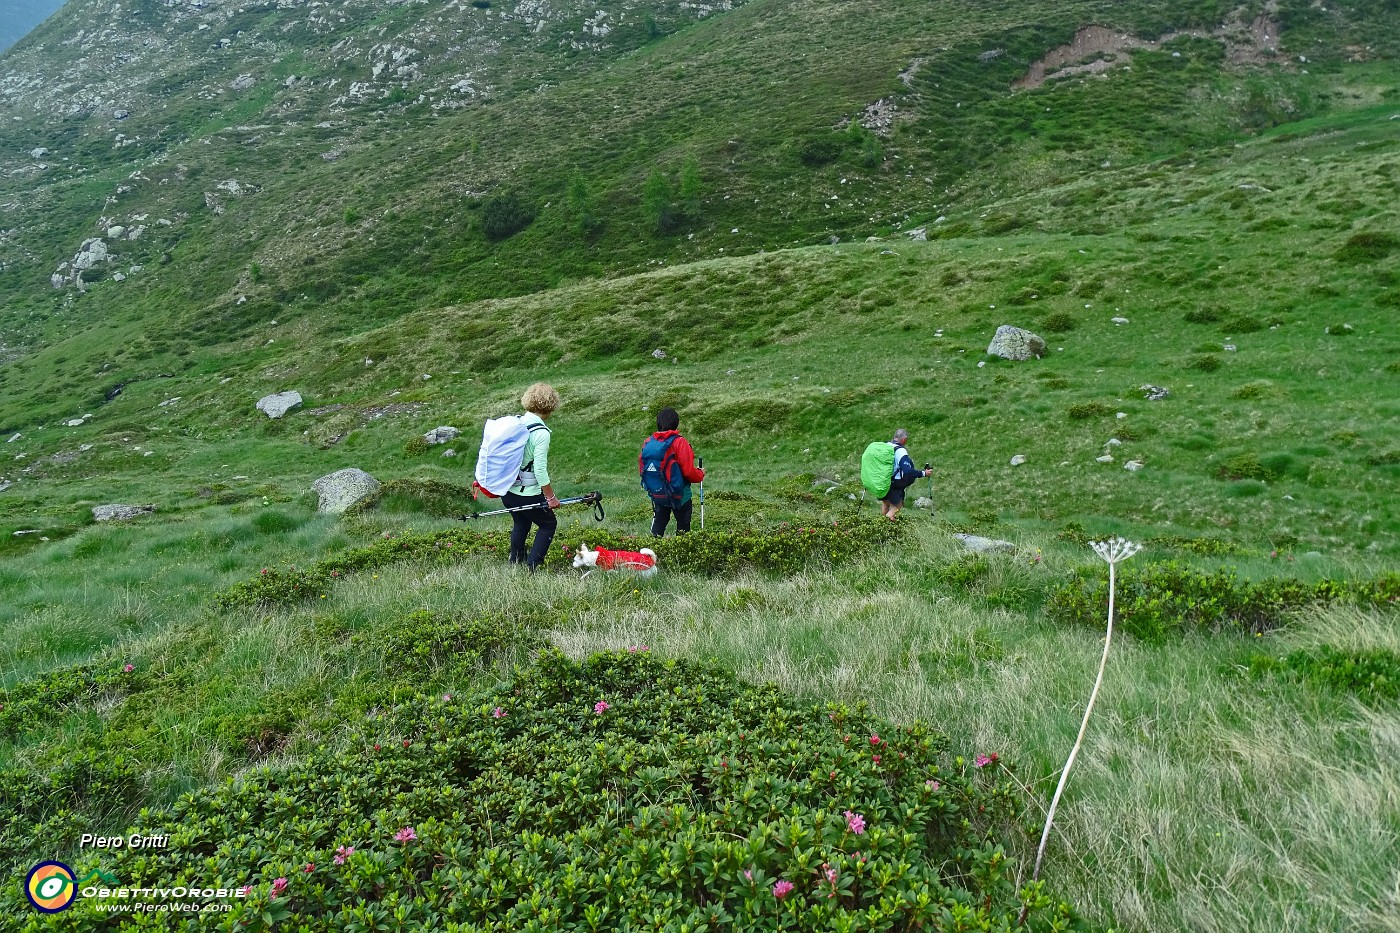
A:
461,491,605,522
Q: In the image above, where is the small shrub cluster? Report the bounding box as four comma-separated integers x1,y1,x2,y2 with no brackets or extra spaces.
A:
1190,353,1222,372
1147,534,1241,556
352,609,546,679
1336,230,1400,262
1067,401,1112,420
348,478,477,517
0,663,155,741
933,554,989,590
402,435,431,456
1249,645,1400,702
1216,452,1275,481
1231,380,1281,400
479,191,536,241
1220,314,1263,334
1183,308,1222,323
1048,563,1400,641
0,651,1082,931
1365,450,1400,467
216,521,903,608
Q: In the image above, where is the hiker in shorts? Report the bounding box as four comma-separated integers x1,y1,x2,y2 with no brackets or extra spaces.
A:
503,383,561,570
881,428,931,521
639,407,705,536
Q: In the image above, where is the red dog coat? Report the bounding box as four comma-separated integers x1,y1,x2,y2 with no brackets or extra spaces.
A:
591,546,657,572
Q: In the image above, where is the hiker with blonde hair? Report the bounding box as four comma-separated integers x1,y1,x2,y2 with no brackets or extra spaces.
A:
503,382,562,569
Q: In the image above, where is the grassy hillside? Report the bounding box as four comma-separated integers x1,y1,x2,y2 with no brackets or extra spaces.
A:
1,0,1399,929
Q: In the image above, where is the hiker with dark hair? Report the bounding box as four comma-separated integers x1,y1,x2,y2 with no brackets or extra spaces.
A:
879,428,930,520
503,382,561,569
639,407,705,536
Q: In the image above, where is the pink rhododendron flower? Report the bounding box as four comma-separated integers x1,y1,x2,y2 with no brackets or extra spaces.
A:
871,754,881,764
869,734,881,746
302,863,314,873
122,664,134,673
594,700,610,714
394,827,417,843
844,810,866,835
926,779,941,791
975,753,999,768
492,706,506,718
772,879,794,899
269,878,288,899
333,846,354,865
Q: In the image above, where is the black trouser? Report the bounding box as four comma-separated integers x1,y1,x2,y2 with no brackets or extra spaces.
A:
503,491,556,569
651,499,693,536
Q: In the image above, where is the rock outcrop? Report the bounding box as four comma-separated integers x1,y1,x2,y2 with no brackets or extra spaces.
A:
312,467,380,514
256,391,303,419
986,325,1046,361
93,504,156,521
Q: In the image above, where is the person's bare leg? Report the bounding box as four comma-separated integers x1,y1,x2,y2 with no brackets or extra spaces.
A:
887,505,902,520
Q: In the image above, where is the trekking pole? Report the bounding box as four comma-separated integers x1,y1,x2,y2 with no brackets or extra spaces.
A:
924,463,935,519
461,491,604,522
697,457,705,530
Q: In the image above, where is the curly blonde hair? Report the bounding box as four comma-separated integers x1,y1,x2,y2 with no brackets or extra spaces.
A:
521,382,560,416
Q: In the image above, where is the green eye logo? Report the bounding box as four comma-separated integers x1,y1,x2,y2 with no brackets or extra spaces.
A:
25,862,77,912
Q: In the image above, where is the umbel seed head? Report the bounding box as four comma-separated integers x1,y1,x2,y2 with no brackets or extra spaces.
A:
1090,537,1142,564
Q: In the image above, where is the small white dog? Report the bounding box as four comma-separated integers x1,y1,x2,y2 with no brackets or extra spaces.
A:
571,543,658,577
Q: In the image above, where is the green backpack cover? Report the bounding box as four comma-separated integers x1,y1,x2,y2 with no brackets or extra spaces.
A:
860,441,895,499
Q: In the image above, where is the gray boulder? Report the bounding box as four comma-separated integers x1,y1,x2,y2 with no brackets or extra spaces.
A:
256,390,303,419
423,426,460,445
312,468,380,514
93,504,155,522
986,325,1046,361
953,533,1016,554
71,238,109,270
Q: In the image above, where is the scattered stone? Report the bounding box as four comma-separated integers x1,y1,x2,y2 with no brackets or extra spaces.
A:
1105,438,1122,447
13,529,40,535
1116,412,1128,419
312,467,380,514
953,533,1016,554
421,373,432,380
8,432,22,443
906,227,927,241
158,397,180,407
93,504,155,522
107,225,126,239
230,73,256,90
1010,454,1027,466
30,148,48,158
64,418,85,427
442,449,457,458
986,325,1047,361
1223,344,1237,352
1111,316,1129,324
112,272,126,282
423,426,459,445
1124,460,1145,471
828,235,841,245
652,349,666,359
1096,454,1115,463
113,109,129,120
1140,384,1170,400
914,496,934,509
0,481,14,492
71,238,109,270
256,390,303,419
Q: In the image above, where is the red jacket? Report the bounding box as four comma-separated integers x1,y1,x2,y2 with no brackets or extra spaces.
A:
639,431,705,484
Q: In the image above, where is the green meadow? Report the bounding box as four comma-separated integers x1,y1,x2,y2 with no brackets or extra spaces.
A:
2,0,1399,928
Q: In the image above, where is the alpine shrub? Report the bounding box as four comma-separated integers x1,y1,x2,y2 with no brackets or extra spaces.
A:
1249,645,1400,702
480,192,536,241
0,650,1084,930
1067,402,1112,420
1041,313,1076,333
1047,564,1400,641
216,521,903,608
1336,231,1400,262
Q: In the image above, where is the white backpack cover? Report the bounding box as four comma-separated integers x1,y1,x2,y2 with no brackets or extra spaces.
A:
474,416,544,497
